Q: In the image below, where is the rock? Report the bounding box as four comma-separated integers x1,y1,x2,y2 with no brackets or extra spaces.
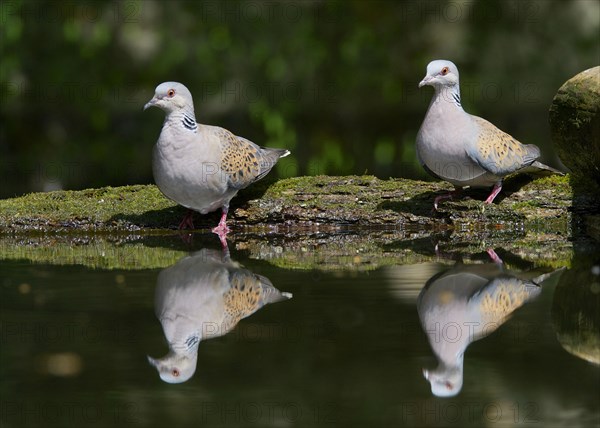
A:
552,259,600,366
0,175,572,234
549,66,600,184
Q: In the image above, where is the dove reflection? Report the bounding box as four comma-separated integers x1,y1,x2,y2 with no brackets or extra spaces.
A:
417,249,557,397
148,248,292,383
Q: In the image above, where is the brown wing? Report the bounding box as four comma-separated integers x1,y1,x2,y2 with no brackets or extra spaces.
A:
221,271,267,331
477,277,536,327
217,129,288,190
222,269,290,331
467,117,540,176
217,129,262,190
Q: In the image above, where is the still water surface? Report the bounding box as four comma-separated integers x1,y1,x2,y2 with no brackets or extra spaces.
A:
1,233,599,428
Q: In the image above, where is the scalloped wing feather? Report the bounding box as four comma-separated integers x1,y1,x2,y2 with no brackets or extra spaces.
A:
466,117,540,176
217,130,287,190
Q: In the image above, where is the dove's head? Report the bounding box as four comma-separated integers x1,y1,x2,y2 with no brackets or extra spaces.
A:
144,82,194,114
422,362,464,397
147,351,198,384
419,60,460,89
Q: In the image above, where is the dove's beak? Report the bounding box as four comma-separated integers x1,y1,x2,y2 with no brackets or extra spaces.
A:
422,368,429,379
147,355,160,368
418,75,432,88
143,97,158,111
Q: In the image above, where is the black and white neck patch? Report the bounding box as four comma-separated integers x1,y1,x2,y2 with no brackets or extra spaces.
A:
181,113,198,131
452,92,462,107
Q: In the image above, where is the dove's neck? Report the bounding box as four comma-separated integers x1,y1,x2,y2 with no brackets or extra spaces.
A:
438,353,464,373
431,84,463,111
171,332,201,355
164,108,198,133
184,333,200,350
431,327,469,366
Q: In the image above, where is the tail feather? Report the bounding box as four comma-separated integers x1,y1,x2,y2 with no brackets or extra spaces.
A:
532,267,566,286
256,274,293,304
261,147,290,159
254,148,290,181
522,160,564,176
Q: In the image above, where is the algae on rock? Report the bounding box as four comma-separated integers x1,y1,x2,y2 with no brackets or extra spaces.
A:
0,175,572,236
0,173,575,271
549,66,600,186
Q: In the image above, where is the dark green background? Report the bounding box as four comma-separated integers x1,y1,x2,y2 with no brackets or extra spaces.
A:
1,0,599,198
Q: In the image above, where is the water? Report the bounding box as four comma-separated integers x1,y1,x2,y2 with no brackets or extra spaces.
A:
1,232,599,428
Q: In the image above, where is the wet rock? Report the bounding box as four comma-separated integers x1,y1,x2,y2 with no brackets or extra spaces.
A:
549,66,600,184
0,175,573,236
552,258,600,365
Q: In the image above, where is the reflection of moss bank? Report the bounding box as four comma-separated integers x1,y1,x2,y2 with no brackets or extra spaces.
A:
0,235,186,270
0,231,572,272
240,233,572,272
0,175,571,235
552,261,600,365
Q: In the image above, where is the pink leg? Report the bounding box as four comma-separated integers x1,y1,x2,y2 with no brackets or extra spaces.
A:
433,188,462,210
211,206,231,238
178,210,195,230
220,239,231,259
484,182,503,204
217,233,229,251
486,248,503,265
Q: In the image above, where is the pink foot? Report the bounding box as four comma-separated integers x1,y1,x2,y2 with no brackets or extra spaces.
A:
178,210,195,230
211,224,231,235
484,182,503,204
211,207,231,240
486,248,503,265
212,225,230,250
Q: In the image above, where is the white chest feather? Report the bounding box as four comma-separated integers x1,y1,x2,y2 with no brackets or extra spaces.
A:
417,96,497,187
152,121,234,213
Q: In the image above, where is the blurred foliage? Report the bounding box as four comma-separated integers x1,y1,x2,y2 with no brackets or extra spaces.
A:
0,0,598,197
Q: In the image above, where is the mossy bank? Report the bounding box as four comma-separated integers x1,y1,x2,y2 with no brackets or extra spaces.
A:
0,174,582,270
0,174,572,234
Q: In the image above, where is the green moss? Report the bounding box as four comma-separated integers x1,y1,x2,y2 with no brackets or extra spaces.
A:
0,185,179,231
0,174,577,240
549,66,600,185
511,200,541,210
533,173,570,188
0,173,575,271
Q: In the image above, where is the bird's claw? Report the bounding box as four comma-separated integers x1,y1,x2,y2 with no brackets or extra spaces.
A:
211,225,230,250
211,224,231,235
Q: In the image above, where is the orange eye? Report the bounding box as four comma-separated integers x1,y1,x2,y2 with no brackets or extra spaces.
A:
172,368,180,377
167,89,176,97
441,67,449,76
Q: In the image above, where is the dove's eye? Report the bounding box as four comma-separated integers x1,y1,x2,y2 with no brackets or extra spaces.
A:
441,67,449,76
172,368,180,377
167,89,176,97
445,381,453,390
